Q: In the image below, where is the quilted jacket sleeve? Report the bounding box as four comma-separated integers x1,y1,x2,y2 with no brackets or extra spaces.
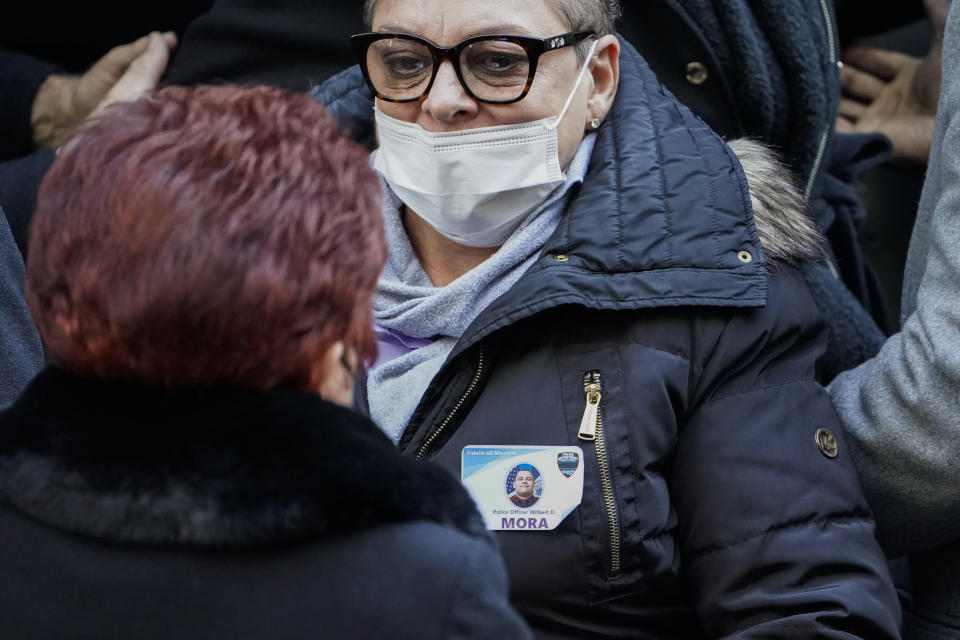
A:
671,266,901,638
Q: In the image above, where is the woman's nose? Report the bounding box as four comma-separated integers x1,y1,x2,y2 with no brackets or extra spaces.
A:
421,60,477,124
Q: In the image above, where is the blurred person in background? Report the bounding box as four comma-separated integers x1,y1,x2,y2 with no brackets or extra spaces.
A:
830,2,960,637
0,85,528,640
0,32,178,255
835,0,950,331
616,0,895,377
0,3,361,257
617,0,945,382
0,209,42,409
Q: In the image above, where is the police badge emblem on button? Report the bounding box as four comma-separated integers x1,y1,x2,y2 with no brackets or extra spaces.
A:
462,445,584,531
557,451,580,477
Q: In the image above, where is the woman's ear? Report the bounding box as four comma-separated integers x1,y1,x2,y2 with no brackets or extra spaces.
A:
586,34,621,127
315,340,355,407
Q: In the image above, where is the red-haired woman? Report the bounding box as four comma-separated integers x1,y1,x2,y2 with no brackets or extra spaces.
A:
0,86,528,640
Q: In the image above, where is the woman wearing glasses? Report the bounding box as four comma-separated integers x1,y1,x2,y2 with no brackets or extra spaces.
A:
315,1,901,637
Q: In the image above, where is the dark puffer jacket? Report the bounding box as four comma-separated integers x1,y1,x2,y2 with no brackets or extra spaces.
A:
314,39,902,639
0,368,530,640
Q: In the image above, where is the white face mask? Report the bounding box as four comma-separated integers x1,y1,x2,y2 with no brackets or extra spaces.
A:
373,41,599,248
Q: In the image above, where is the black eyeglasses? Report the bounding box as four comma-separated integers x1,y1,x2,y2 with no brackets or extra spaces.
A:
350,31,595,105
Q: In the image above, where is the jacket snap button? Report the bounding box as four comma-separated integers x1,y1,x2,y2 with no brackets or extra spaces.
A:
685,61,709,85
737,250,752,263
553,254,570,262
815,428,839,459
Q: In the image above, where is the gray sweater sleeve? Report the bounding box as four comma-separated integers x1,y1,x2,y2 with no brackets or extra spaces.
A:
0,209,43,409
829,0,960,557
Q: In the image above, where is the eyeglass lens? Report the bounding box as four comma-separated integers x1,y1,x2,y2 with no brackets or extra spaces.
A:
366,38,531,102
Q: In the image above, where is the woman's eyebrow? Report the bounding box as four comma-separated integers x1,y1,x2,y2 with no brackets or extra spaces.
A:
374,23,536,38
375,24,412,33
464,24,535,36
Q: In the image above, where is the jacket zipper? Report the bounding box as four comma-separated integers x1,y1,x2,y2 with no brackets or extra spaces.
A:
415,345,485,460
577,370,621,576
805,0,839,200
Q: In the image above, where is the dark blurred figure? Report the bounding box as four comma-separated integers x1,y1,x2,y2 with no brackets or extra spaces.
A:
835,0,927,43
1,3,360,256
831,2,960,638
0,209,42,409
616,1,934,382
0,85,529,640
0,0,206,73
162,0,362,91
1,1,358,164
0,33,177,256
836,0,949,328
0,0,206,162
617,2,884,376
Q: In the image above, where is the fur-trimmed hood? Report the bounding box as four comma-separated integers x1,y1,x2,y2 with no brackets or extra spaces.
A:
0,367,488,548
726,138,823,266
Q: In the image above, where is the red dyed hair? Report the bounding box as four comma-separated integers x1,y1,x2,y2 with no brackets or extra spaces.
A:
27,85,386,390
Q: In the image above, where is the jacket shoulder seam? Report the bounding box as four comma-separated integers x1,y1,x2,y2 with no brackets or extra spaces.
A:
620,338,691,364
701,376,818,405
687,509,873,561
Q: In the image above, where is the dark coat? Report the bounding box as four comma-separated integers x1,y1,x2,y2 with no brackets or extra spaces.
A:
620,0,836,188
617,1,894,378
0,210,42,409
0,4,359,255
0,150,54,256
0,368,530,640
161,2,361,92
0,2,209,75
314,39,902,639
0,48,58,254
0,49,57,163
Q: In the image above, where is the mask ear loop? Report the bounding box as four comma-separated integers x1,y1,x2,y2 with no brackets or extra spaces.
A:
550,39,601,130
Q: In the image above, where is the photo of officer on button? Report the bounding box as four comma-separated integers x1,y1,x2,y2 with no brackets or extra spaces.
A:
507,464,541,508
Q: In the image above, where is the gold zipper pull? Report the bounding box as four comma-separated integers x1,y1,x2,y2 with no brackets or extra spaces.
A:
578,372,602,441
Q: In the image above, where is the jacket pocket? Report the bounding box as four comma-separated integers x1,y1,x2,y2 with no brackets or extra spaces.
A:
558,345,684,604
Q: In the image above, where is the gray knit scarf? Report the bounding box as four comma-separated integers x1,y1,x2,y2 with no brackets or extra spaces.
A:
368,134,596,442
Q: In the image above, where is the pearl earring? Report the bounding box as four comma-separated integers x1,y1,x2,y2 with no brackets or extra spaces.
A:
590,118,602,130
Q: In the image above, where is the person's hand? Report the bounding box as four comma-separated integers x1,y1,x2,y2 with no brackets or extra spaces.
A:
91,32,178,116
835,0,947,164
836,45,940,163
31,32,177,149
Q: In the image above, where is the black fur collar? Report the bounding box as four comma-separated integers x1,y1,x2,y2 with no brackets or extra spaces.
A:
0,368,488,548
